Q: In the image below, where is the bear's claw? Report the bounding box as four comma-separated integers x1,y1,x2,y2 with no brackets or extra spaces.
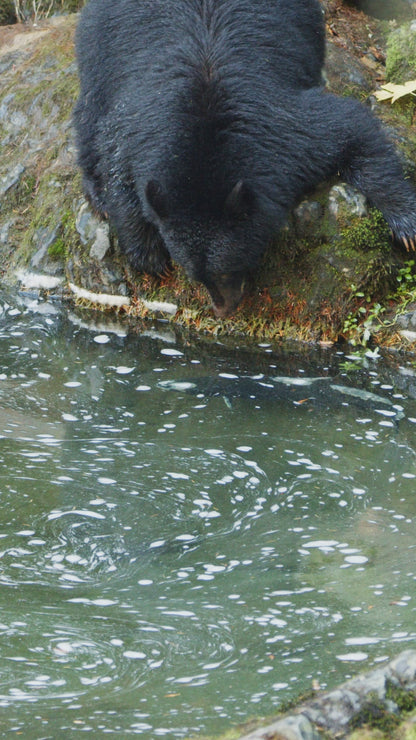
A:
394,234,416,252
401,236,416,252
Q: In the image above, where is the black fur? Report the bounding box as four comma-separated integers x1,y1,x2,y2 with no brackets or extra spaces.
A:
73,0,416,317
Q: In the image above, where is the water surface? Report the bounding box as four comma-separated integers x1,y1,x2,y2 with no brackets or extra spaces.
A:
0,291,416,737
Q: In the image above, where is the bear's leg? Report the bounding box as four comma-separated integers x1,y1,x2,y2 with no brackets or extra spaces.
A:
298,90,416,249
121,217,172,276
82,172,107,217
74,101,109,217
108,184,171,276
345,147,416,251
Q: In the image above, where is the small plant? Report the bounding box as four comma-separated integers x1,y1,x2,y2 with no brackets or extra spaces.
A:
343,261,416,346
391,259,416,301
342,283,386,347
349,693,400,735
382,259,416,332
385,679,416,713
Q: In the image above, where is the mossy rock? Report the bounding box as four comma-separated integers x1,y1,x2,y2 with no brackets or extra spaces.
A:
348,712,416,740
386,22,416,83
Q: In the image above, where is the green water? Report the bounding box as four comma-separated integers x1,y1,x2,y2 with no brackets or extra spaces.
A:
0,291,416,738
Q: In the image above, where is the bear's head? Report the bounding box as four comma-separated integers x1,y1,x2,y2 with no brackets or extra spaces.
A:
144,178,270,318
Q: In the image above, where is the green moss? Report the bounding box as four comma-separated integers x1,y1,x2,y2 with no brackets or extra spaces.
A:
348,729,387,739
64,197,401,345
386,24,416,83
385,680,416,713
338,210,391,253
47,237,66,258
277,690,317,715
49,74,80,121
133,204,398,344
349,694,401,735
11,171,81,271
186,729,244,740
401,721,416,740
4,171,37,211
348,684,416,739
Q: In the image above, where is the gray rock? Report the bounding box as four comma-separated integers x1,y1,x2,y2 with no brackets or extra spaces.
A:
389,649,416,688
0,163,25,198
0,93,15,122
29,224,64,276
237,650,416,740
237,713,321,740
0,94,29,141
346,666,392,700
325,43,374,92
9,110,28,135
293,200,325,241
328,183,368,223
75,201,102,246
395,308,416,329
0,220,14,245
302,688,361,731
89,222,111,261
31,225,61,267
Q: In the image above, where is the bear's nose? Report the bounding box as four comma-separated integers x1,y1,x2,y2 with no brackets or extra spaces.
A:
208,275,246,318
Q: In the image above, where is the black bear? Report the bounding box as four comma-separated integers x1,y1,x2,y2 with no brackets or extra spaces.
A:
73,0,416,318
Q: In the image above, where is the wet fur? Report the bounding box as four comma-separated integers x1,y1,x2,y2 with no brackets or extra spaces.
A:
73,0,416,312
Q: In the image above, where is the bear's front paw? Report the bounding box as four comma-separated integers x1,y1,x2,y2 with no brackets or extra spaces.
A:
131,250,172,278
389,213,416,252
399,235,416,252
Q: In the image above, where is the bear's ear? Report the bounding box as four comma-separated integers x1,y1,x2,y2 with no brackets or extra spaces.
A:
225,180,255,219
145,180,168,220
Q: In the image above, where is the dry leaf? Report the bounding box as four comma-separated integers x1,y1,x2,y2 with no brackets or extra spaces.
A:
375,80,416,104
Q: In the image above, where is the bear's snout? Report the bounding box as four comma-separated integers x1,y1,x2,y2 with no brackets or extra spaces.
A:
206,274,246,319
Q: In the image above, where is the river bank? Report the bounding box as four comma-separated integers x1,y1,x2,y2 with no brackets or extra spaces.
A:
1,3,416,347
201,650,416,740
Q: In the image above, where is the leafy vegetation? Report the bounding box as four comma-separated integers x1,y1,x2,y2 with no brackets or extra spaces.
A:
0,0,15,23
342,260,416,348
342,287,386,347
0,0,84,23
